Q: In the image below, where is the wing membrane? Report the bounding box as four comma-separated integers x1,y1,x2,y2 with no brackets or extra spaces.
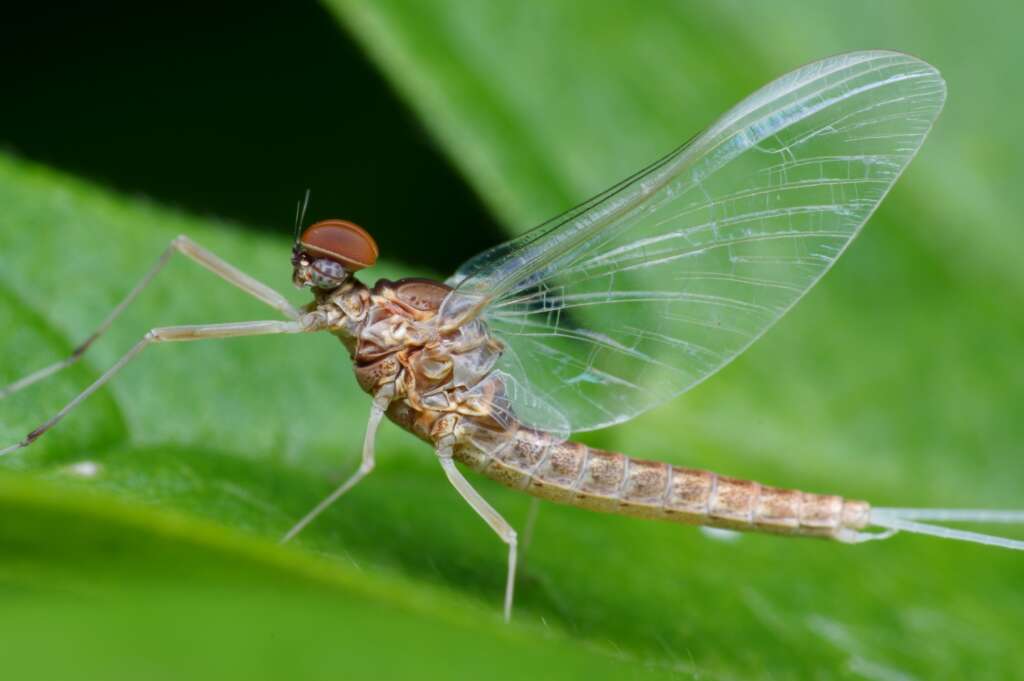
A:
441,51,946,432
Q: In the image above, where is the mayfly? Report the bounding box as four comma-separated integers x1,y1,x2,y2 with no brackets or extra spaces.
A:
3,51,1022,621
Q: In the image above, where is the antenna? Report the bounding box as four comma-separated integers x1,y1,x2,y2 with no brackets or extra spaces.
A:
293,188,312,244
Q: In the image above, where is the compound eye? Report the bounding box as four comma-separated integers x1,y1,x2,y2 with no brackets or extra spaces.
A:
299,219,379,271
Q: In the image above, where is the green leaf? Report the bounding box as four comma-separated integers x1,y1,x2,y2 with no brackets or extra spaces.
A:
0,474,675,680
0,155,678,679
318,2,1024,678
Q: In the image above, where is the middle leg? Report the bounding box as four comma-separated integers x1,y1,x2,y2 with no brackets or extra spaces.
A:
281,386,395,543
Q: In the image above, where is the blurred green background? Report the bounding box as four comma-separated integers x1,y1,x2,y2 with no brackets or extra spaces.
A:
1,2,1021,680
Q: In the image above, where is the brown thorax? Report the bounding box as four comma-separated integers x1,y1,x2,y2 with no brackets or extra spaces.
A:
290,217,505,443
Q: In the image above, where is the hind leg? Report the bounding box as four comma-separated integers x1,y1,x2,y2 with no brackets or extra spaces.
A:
436,439,518,622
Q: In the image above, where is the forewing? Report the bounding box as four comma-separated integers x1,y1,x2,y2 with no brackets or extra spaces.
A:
442,51,946,432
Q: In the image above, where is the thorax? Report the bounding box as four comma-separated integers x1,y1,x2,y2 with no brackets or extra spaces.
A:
316,277,505,442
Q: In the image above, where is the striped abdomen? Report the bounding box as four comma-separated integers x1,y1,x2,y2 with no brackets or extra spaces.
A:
454,419,870,542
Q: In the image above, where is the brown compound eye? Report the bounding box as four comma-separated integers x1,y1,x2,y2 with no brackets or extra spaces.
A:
299,219,379,271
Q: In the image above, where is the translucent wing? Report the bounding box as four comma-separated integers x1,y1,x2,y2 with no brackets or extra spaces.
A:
459,369,571,442
442,51,946,432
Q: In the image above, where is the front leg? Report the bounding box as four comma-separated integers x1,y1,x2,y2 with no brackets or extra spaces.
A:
1,315,325,457
1,236,299,401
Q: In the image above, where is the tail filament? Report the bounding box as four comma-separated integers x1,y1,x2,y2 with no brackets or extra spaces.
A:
858,507,1024,551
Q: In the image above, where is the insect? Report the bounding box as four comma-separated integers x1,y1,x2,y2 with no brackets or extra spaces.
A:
3,51,1022,622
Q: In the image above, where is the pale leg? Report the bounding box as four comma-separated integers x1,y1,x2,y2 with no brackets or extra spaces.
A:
1,235,299,400
437,445,518,622
520,497,541,557
281,389,394,543
0,316,323,457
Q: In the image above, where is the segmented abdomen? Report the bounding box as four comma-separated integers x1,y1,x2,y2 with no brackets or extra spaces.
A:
453,418,870,542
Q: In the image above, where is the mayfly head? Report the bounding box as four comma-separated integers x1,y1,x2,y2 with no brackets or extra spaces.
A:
292,219,379,290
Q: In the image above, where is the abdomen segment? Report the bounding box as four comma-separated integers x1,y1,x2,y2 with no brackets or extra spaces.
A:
454,421,870,542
